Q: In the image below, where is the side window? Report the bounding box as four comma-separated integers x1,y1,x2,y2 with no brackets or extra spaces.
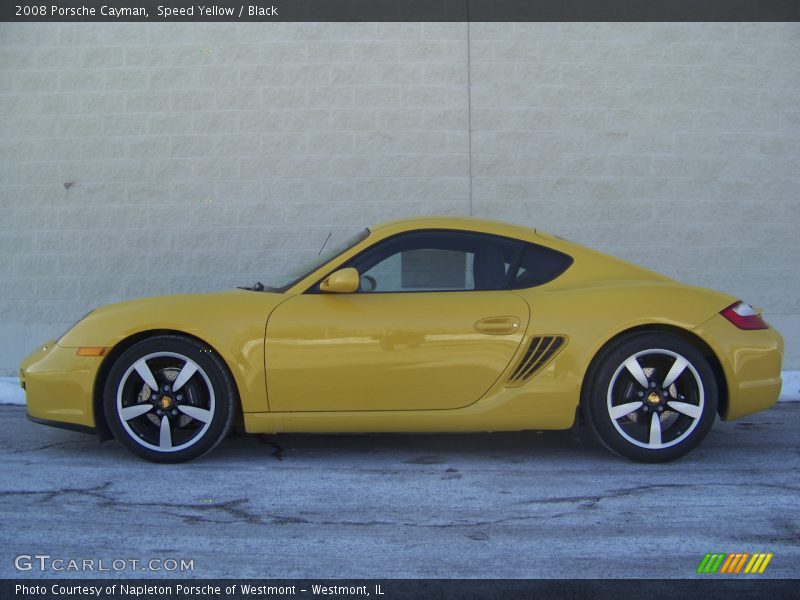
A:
347,231,519,293
511,242,573,289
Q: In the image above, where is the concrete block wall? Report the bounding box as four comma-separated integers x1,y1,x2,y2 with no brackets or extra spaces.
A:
0,22,798,374
469,23,800,369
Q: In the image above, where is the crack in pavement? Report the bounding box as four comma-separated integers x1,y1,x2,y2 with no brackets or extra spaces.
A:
518,481,800,511
1,479,798,531
0,481,584,528
0,483,274,525
10,439,94,454
256,435,284,460
743,517,800,544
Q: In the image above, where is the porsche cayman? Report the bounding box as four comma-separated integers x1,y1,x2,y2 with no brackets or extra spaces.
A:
20,217,783,463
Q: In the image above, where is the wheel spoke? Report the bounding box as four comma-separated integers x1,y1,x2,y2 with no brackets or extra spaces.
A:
172,359,199,392
662,356,688,388
623,357,649,388
159,416,172,449
667,401,702,419
648,413,662,447
133,359,159,391
120,404,153,421
609,401,644,420
178,405,213,424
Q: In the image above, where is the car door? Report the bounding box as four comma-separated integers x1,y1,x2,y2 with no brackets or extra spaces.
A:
265,230,530,412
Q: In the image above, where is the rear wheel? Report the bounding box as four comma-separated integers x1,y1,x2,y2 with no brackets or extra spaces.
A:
104,335,235,463
585,332,718,462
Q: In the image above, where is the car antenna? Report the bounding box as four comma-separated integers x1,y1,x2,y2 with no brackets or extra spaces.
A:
318,232,332,255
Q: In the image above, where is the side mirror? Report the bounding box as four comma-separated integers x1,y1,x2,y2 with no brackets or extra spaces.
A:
319,268,360,294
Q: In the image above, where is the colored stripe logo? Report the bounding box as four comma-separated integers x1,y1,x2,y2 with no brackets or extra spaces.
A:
697,553,773,574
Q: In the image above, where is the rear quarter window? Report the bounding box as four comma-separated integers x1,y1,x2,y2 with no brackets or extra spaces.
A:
510,242,573,289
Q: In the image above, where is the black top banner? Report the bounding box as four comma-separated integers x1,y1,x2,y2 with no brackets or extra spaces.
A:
3,0,800,22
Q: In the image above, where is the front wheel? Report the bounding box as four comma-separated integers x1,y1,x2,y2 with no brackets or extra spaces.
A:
104,335,236,463
584,333,718,462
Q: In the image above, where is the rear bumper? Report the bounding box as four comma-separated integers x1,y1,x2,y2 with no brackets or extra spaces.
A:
694,314,784,421
20,341,101,430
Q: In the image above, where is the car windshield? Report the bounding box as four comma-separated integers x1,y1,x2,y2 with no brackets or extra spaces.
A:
260,228,370,292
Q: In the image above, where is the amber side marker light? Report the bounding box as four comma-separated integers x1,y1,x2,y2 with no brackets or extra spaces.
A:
720,301,768,330
76,347,111,357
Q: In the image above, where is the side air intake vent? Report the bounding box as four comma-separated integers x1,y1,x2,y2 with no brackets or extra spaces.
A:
507,336,566,385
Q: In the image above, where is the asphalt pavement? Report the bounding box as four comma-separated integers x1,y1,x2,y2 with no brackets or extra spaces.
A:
0,404,798,579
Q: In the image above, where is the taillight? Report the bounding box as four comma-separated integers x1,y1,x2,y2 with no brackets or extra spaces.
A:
720,301,768,330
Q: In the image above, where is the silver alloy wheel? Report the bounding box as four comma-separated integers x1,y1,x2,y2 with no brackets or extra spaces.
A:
116,351,216,453
606,348,704,450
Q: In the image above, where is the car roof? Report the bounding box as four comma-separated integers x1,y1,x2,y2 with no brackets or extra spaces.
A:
370,216,539,240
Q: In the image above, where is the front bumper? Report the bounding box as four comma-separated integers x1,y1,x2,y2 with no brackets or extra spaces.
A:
20,341,103,430
694,314,784,421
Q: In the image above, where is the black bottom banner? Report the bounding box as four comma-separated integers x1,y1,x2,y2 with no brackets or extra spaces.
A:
3,579,799,600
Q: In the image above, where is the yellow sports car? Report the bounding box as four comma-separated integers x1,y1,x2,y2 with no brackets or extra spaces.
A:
20,217,783,463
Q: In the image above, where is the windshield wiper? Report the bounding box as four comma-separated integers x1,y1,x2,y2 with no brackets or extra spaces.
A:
237,281,265,292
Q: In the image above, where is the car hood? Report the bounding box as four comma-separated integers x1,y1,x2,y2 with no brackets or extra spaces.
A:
58,289,288,349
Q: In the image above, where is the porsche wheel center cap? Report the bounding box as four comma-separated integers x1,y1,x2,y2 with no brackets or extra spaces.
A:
646,391,661,405
159,396,172,410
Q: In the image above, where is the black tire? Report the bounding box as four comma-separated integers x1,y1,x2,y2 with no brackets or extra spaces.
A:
103,335,236,463
583,332,718,463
